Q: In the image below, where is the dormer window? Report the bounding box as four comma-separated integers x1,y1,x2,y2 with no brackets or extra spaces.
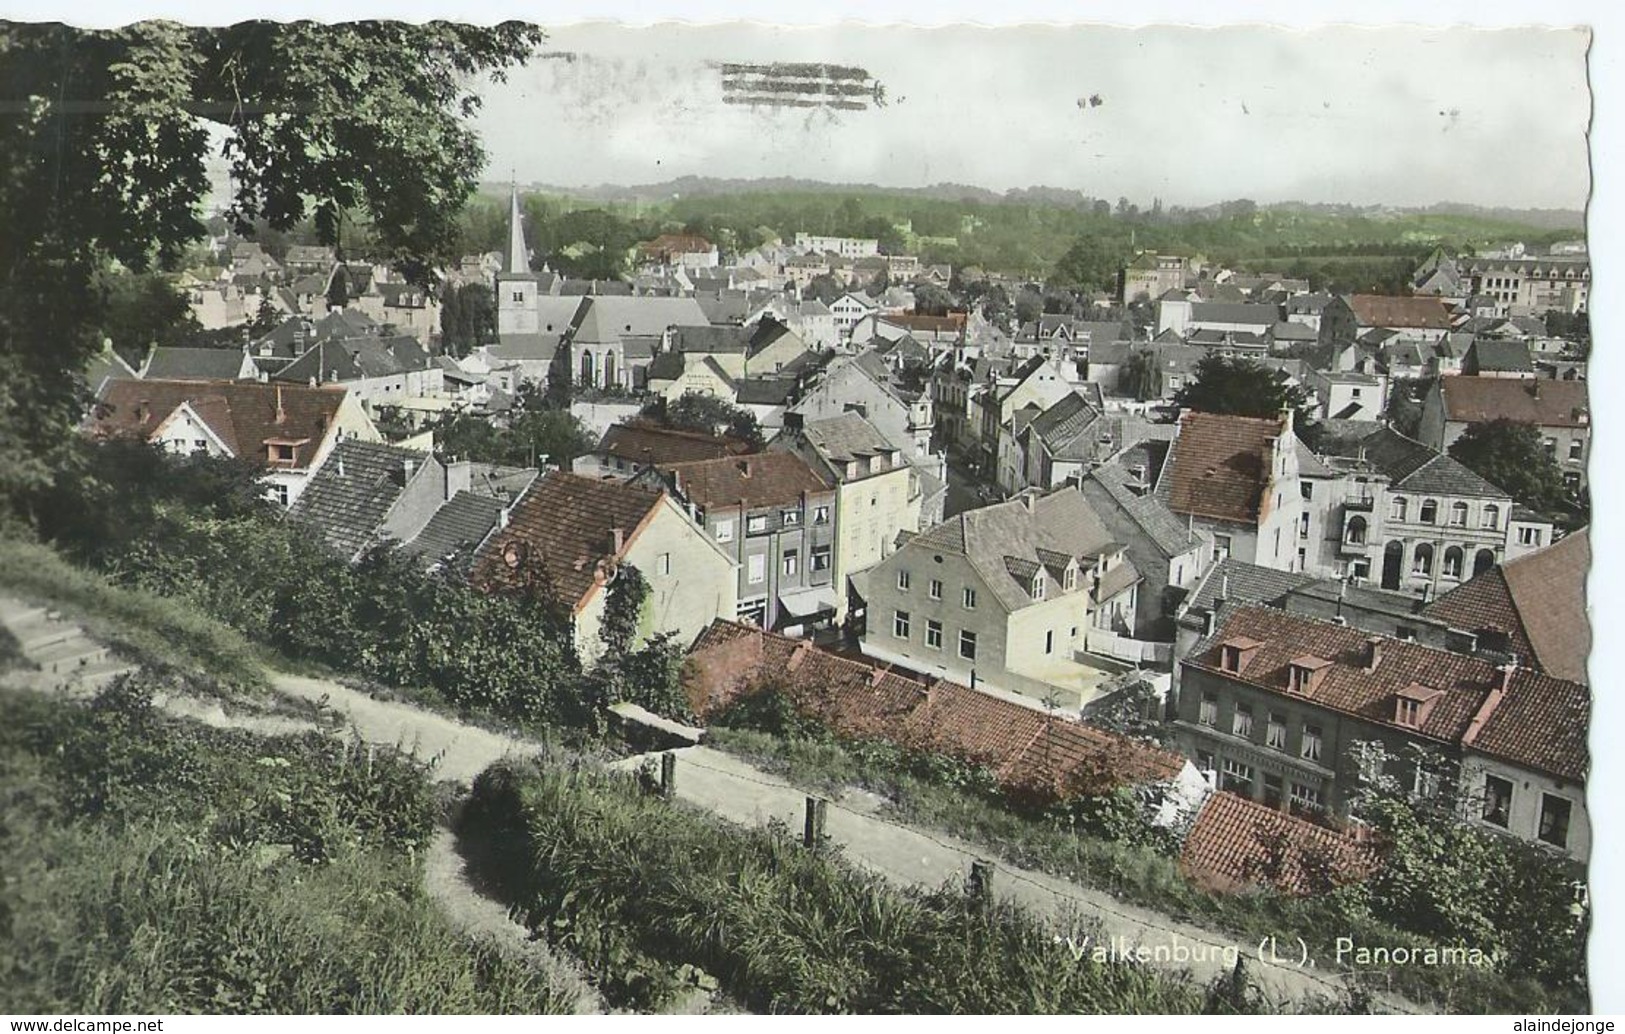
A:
1218,636,1263,675
1031,571,1046,600
1063,563,1078,592
1394,683,1443,729
1287,655,1333,695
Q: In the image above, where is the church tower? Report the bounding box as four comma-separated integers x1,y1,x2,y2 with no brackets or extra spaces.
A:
496,185,539,337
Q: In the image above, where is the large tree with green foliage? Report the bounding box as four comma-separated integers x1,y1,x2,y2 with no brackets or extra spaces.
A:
431,382,594,468
1119,349,1162,402
0,20,544,518
641,392,764,448
1173,353,1319,430
1447,418,1574,517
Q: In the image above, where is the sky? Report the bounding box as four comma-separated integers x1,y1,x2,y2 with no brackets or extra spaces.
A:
473,23,1592,210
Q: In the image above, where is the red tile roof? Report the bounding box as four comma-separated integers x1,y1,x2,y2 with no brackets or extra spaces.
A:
1191,606,1589,779
684,620,1185,799
1179,792,1381,896
1163,411,1288,525
1423,529,1590,685
1344,294,1454,331
91,378,348,471
660,452,833,510
598,421,753,467
1438,377,1589,428
472,472,664,613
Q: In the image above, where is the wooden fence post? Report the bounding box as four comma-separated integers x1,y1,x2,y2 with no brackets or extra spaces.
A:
803,796,828,849
660,751,677,799
969,858,994,904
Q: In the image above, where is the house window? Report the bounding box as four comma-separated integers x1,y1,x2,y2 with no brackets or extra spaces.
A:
1569,438,1584,461
814,505,830,524
193,438,208,452
511,290,524,303
963,587,977,609
958,629,977,660
783,549,799,577
893,609,911,639
1346,515,1368,544
1442,546,1464,579
1390,496,1408,522
267,483,290,507
1543,437,1558,460
1539,794,1572,848
1044,630,1054,654
267,442,296,464
1289,783,1322,818
1482,504,1500,530
1266,713,1287,751
781,510,801,527
1298,512,1310,539
1483,774,1514,827
1420,499,1438,524
1262,773,1284,809
1213,534,1232,562
747,514,770,534
659,553,672,576
1199,692,1218,727
925,619,943,650
1031,573,1046,600
1221,758,1254,796
748,554,766,584
1449,501,1469,527
811,546,831,572
1301,480,1315,501
715,519,735,543
1518,526,1543,547
1064,567,1078,592
1301,724,1323,763
1397,698,1421,727
929,578,943,600
1232,703,1254,739
1412,542,1434,576
897,569,911,591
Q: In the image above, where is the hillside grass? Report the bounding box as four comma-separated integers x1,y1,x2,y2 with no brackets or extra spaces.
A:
0,676,579,1014
706,725,1583,1014
0,537,268,691
459,755,1295,1015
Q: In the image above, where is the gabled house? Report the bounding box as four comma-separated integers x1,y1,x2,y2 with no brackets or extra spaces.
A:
399,463,540,575
573,421,752,481
1012,390,1116,492
1156,410,1306,573
971,355,1076,475
1176,604,1590,860
140,346,256,382
772,412,924,619
789,351,937,467
272,334,444,415
90,378,380,507
860,487,1141,707
564,295,712,392
1320,295,1453,346
472,472,738,664
1462,338,1536,379
287,439,448,562
637,452,838,633
1422,529,1589,684
1418,377,1589,493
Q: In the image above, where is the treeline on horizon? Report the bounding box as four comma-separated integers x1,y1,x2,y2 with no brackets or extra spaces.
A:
453,183,1581,288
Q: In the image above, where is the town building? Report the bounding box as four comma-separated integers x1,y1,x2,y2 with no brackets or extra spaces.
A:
1319,295,1454,346
471,472,738,665
1156,410,1306,572
636,451,838,634
1417,376,1589,493
859,488,1141,707
89,378,381,507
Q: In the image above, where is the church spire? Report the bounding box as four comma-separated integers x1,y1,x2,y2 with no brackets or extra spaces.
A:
505,184,528,275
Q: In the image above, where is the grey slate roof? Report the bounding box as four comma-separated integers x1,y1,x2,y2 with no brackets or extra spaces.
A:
401,491,505,573
1082,463,1197,559
1466,338,1534,374
912,488,1131,612
1353,426,1511,499
1186,557,1317,613
1189,302,1281,326
800,411,898,465
275,335,433,384
288,439,434,561
142,347,249,381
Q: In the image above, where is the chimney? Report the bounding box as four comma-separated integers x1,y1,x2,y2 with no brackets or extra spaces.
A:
402,457,416,480
136,398,151,423
611,527,625,554
274,384,286,424
868,665,886,688
1216,573,1230,607
1364,636,1383,672
787,640,814,672
1498,656,1518,692
497,507,510,530
336,453,346,478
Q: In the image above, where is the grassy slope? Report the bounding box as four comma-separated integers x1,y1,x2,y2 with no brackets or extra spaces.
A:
0,537,267,690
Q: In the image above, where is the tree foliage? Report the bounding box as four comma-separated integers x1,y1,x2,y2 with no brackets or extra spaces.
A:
641,392,764,448
430,381,594,469
1172,354,1321,443
0,20,544,516
1447,418,1573,516
438,281,498,358
1119,349,1163,402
